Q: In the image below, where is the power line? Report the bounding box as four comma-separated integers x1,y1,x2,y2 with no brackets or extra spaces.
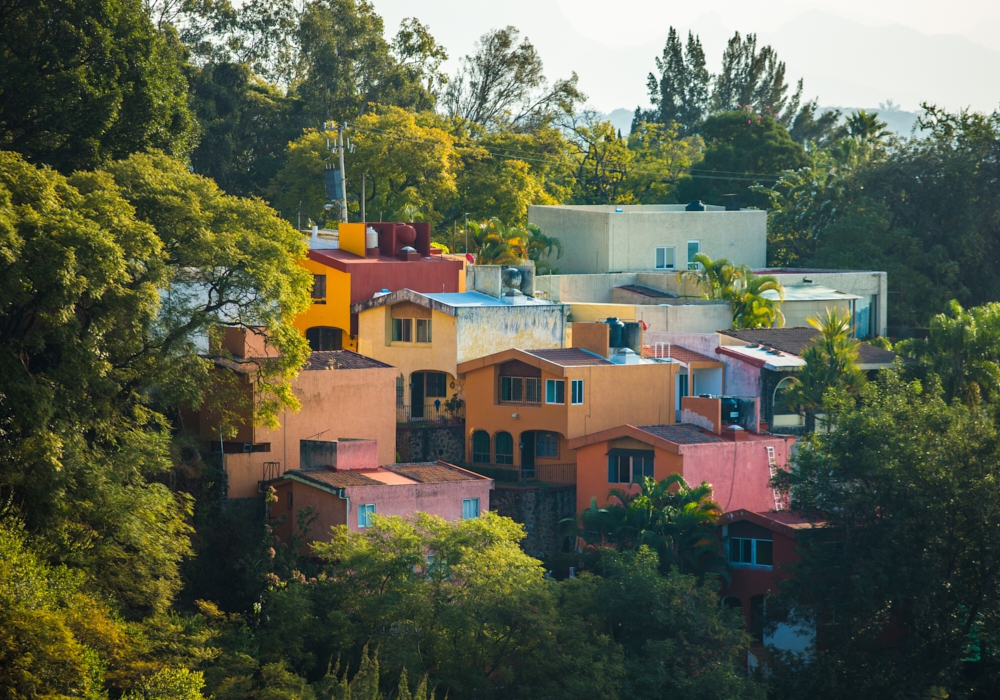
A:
342,122,790,183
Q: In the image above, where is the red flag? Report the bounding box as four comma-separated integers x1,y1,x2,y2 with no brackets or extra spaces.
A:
465,253,475,264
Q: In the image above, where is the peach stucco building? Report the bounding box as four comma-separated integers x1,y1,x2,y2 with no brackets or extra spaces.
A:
196,330,399,498
267,438,493,546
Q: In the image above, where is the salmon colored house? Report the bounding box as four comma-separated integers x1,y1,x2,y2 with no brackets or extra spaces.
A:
567,420,794,515
295,222,464,352
195,329,398,499
267,438,493,546
457,346,679,482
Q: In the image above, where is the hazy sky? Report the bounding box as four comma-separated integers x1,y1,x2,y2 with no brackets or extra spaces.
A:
373,0,1000,114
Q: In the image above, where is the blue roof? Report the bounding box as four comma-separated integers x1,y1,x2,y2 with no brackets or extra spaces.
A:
424,291,550,307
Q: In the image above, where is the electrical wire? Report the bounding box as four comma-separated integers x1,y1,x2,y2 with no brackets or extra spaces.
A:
340,121,790,184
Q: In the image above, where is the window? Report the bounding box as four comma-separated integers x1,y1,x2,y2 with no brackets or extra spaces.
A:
396,375,405,406
687,240,701,270
472,430,491,464
545,379,565,404
392,318,412,342
358,503,376,528
311,274,327,303
499,376,541,404
306,326,342,351
608,451,655,483
287,491,293,510
655,246,675,270
536,431,559,458
462,498,480,519
494,432,514,465
416,318,432,343
425,372,447,398
571,379,584,405
728,537,773,567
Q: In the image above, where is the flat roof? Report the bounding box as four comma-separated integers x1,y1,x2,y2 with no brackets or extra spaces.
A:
424,291,551,307
352,288,557,315
308,248,462,273
716,345,807,370
530,204,746,213
524,348,614,366
719,327,899,366
761,285,860,302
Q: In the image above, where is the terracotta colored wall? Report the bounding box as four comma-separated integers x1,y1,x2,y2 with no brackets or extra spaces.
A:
224,365,398,498
270,479,348,546
294,257,354,349
575,440,684,513
571,323,610,358
463,361,677,466
346,259,462,304
342,479,492,532
681,396,722,433
720,527,798,629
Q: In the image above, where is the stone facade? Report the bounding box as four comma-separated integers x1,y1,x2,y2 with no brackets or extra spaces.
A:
490,484,577,559
395,424,465,463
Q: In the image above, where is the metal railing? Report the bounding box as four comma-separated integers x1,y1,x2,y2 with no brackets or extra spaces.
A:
498,376,542,406
462,462,576,485
396,401,465,424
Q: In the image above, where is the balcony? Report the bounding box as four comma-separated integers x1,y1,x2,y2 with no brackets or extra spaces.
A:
396,400,465,425
498,376,542,406
463,462,576,486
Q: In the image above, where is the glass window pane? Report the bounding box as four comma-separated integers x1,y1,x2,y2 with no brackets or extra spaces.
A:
755,540,773,566
312,274,327,299
501,377,512,402
392,319,402,342
495,432,514,465
729,538,741,562
687,241,700,270
664,247,674,269
472,430,491,463
742,539,753,564
656,247,665,269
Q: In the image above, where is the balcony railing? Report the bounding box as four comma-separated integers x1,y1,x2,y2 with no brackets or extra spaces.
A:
498,376,542,406
462,462,576,485
397,401,465,424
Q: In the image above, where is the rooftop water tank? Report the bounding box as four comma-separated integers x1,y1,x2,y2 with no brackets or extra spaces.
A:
365,226,379,249
605,317,626,347
685,200,707,212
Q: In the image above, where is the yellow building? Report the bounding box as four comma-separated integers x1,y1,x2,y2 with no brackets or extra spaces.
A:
352,289,567,423
293,222,463,352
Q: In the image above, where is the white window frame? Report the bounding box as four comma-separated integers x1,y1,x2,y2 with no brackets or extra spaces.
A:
655,246,675,270
687,240,701,270
358,503,376,528
462,498,480,519
727,537,773,569
571,379,584,405
545,379,565,405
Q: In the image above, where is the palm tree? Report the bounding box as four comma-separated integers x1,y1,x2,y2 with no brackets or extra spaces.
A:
846,109,892,148
730,273,785,329
472,218,530,265
781,307,866,430
525,224,563,274
679,252,784,329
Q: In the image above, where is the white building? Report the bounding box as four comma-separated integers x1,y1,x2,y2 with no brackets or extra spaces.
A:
528,204,767,275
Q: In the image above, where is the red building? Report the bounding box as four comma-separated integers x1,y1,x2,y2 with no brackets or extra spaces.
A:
720,509,825,667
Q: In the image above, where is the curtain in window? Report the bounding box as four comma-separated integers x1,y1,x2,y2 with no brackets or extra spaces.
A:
472,430,491,463
494,431,514,465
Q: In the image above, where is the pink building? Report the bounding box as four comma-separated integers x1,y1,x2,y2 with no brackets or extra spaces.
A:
268,438,493,546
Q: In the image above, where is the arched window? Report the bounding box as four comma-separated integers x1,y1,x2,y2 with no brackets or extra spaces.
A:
471,430,491,464
772,377,801,427
306,326,342,351
494,431,514,465
722,596,742,611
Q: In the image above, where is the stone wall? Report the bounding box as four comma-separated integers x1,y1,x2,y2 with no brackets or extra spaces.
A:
490,484,576,559
395,424,465,463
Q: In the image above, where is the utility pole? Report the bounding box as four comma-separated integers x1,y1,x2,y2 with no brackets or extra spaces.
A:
337,123,348,223
361,172,366,224
464,212,470,255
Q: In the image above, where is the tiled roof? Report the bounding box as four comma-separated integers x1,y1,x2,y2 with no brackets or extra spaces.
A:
719,327,898,365
304,350,394,371
637,424,723,444
387,463,484,482
287,469,380,487
616,284,677,299
641,345,719,364
526,348,614,366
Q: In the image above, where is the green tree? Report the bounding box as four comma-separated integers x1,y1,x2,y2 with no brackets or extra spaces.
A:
569,118,635,204
674,110,810,208
187,62,302,199
771,371,1000,699
637,28,711,135
525,224,563,274
467,218,529,265
293,0,443,125
625,121,704,203
711,32,801,123
444,26,582,132
0,0,197,172
679,253,784,328
781,308,866,430
896,300,1000,406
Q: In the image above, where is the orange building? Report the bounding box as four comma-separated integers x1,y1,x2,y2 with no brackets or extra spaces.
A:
294,222,464,352
457,346,679,483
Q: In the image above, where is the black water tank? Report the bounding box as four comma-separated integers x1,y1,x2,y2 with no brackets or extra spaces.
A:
685,200,707,212
720,397,740,423
605,317,625,347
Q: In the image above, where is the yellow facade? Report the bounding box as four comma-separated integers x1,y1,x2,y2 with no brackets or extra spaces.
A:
293,257,356,351
338,222,367,258
356,304,463,414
